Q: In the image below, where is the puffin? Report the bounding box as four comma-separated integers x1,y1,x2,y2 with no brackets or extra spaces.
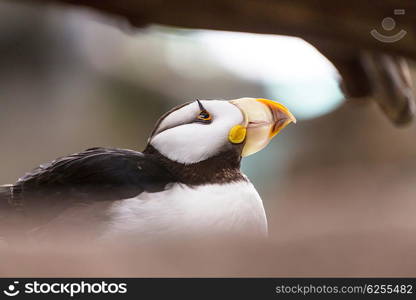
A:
0,98,295,242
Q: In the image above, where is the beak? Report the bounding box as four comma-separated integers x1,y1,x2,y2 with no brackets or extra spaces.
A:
230,98,296,157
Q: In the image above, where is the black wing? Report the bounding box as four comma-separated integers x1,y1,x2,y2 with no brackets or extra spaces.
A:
6,147,175,216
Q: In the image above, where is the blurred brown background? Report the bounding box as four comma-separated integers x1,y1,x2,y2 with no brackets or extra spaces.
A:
1,1,416,277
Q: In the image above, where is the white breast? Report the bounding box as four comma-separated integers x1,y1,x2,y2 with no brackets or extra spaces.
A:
101,180,268,241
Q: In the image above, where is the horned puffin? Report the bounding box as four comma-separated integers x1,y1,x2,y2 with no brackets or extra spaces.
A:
0,98,295,241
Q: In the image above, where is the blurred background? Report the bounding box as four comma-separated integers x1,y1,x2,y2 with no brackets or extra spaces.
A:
1,1,416,276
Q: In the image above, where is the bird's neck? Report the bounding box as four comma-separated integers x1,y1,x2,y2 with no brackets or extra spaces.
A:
143,145,246,185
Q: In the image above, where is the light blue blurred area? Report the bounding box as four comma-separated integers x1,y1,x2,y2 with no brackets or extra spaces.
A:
265,77,345,120
191,30,346,120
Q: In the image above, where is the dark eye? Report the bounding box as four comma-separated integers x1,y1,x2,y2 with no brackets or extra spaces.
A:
197,110,212,122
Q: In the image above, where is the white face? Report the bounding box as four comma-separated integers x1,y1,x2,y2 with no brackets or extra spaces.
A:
149,100,244,164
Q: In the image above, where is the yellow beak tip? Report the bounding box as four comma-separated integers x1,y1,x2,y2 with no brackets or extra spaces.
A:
256,98,296,124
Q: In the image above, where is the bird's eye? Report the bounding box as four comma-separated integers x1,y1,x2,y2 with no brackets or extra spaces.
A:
197,110,212,122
